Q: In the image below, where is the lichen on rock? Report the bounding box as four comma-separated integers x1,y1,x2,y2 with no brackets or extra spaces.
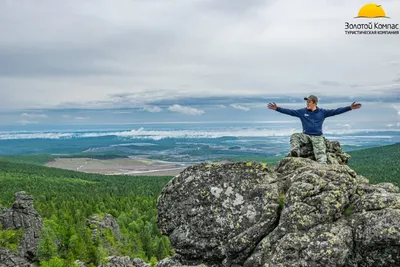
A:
157,162,281,266
157,153,400,267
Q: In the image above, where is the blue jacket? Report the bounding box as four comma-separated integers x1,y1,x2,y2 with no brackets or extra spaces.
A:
276,106,352,136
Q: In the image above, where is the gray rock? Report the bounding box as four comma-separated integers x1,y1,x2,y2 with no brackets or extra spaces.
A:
97,256,151,267
87,213,123,254
156,254,210,267
344,181,400,266
274,156,321,178
98,255,133,267
0,191,43,261
244,220,353,267
157,162,281,266
0,207,7,215
244,158,358,267
276,160,358,233
132,258,150,267
87,214,122,240
347,209,400,266
0,248,33,267
157,156,400,267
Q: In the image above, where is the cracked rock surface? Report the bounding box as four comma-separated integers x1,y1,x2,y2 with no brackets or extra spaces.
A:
157,156,400,267
0,248,33,267
157,162,281,266
0,191,43,263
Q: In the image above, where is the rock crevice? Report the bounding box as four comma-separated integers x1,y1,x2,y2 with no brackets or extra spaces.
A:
0,191,43,265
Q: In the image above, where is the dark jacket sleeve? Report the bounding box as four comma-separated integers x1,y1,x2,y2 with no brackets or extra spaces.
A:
276,107,301,117
323,106,352,117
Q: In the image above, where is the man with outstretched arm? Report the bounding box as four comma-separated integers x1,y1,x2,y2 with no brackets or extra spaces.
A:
267,95,362,164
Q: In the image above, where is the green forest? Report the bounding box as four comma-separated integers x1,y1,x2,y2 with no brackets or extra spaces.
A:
0,142,399,266
0,161,173,266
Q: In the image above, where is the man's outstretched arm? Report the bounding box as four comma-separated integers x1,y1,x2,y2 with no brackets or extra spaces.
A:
267,102,301,117
323,102,362,117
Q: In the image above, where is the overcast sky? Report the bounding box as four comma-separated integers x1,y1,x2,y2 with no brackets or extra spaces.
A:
0,0,399,127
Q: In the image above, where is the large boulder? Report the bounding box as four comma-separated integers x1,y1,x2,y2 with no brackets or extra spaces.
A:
244,158,358,267
157,162,281,266
157,157,400,267
0,191,43,262
345,181,400,266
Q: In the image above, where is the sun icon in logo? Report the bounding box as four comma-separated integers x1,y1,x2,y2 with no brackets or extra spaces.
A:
355,3,389,18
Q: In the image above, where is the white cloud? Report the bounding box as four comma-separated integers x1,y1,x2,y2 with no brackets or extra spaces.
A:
142,106,162,113
75,116,90,120
230,104,249,111
112,111,132,114
392,105,400,116
386,105,400,128
20,113,48,118
167,104,205,115
336,123,352,129
0,0,399,111
17,120,39,125
62,114,71,118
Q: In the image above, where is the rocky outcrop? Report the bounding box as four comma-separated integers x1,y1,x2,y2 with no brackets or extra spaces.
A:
157,162,280,266
87,214,123,240
87,214,123,255
132,258,151,267
156,254,209,267
97,256,150,267
0,248,33,267
157,155,400,266
0,193,151,267
98,256,133,267
0,207,7,214
0,191,43,262
75,257,150,267
86,215,152,266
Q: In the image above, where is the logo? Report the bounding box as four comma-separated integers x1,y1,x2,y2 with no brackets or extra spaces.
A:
355,4,389,19
344,3,399,35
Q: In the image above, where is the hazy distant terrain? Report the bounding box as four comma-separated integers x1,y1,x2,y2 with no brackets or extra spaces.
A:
1,124,399,175
0,142,399,266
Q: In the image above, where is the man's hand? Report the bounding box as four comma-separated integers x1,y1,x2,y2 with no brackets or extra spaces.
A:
350,102,362,110
267,102,278,110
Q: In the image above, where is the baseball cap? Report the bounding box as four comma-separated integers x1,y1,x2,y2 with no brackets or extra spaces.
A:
304,95,318,103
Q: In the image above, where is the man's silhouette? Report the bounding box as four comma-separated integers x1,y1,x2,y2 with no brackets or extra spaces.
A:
267,95,362,164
